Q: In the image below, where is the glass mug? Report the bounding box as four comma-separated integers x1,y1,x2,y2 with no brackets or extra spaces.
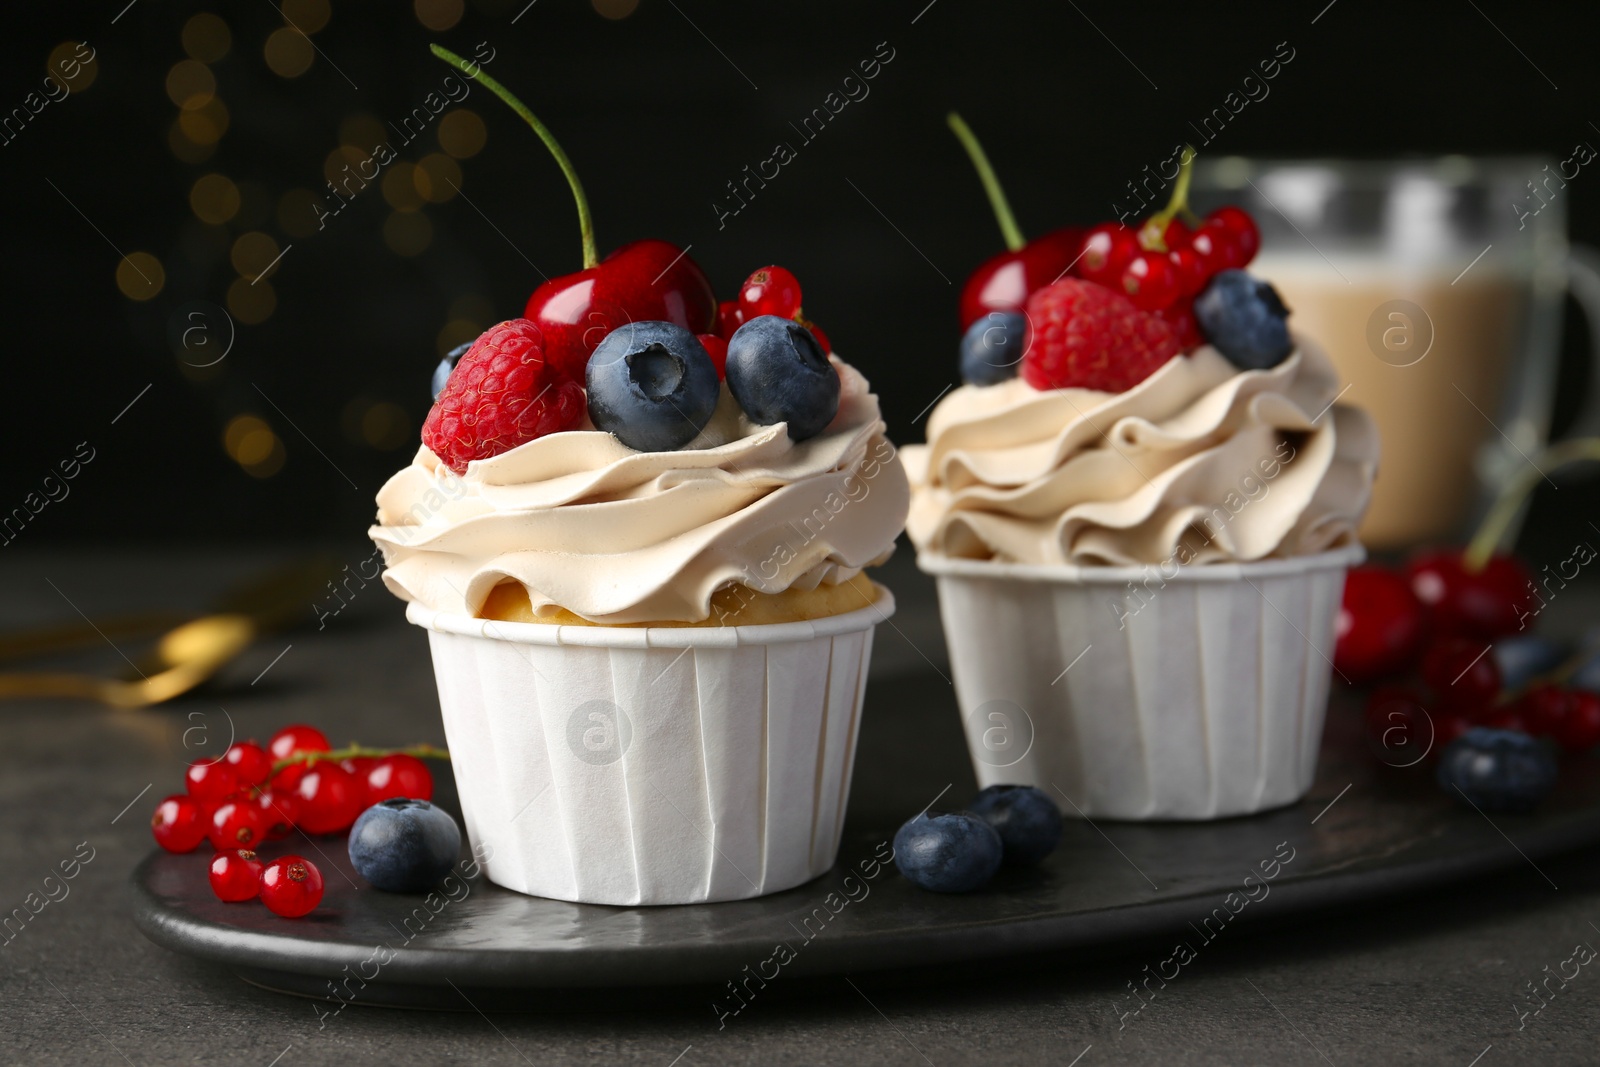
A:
1189,156,1600,550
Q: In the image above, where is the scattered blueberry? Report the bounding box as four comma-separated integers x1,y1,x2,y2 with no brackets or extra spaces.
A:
348,798,462,893
892,811,1003,893
1436,727,1557,814
959,311,1026,386
966,785,1063,866
1193,269,1293,369
432,341,472,400
586,321,721,452
725,315,841,441
1492,634,1568,692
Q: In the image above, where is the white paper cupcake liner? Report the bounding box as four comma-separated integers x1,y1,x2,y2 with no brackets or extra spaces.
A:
919,548,1362,820
406,585,892,905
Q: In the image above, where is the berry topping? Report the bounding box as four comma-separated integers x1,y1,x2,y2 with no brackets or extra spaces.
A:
797,316,833,356
1074,223,1139,289
184,760,240,804
717,299,745,340
1021,278,1183,392
260,855,325,918
151,795,208,854
221,742,273,788
208,850,263,903
348,798,462,893
268,723,332,763
1207,206,1261,265
892,811,1004,893
696,333,729,379
1436,728,1556,813
1119,250,1180,311
738,265,803,320
292,763,365,835
364,754,435,804
959,311,1027,386
725,316,842,441
965,785,1063,866
586,321,721,452
1192,270,1293,369
207,798,267,851
1334,565,1427,685
432,341,472,400
422,319,586,473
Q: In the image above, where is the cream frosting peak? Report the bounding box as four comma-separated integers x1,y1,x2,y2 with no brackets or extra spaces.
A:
370,359,909,623
903,341,1377,566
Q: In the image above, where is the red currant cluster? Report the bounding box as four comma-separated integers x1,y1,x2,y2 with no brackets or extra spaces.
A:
711,265,831,371
149,723,439,917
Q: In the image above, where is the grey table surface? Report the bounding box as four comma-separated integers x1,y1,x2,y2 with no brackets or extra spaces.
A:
4,545,1599,1066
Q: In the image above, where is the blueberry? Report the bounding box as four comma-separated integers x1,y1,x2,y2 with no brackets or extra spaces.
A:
348,798,462,893
433,341,472,400
725,315,841,441
1436,727,1557,814
1193,270,1293,369
1570,643,1600,693
586,321,721,452
959,311,1026,386
892,811,1003,893
966,785,1063,866
1492,634,1568,692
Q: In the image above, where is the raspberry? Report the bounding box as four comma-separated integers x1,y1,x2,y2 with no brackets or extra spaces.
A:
1021,279,1184,392
422,319,586,473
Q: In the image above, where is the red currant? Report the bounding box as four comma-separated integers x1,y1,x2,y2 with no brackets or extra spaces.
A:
1434,712,1474,752
1207,206,1260,266
800,318,832,355
1558,691,1600,752
1139,216,1190,252
716,299,744,340
696,333,728,379
1187,223,1236,276
1074,223,1139,288
1334,566,1427,685
1516,683,1571,738
185,760,241,804
151,794,208,853
365,754,434,804
208,798,267,851
1481,709,1528,734
1421,637,1501,715
269,724,331,763
1405,551,1535,640
1167,247,1209,297
738,266,803,319
209,850,263,902
255,786,298,839
1119,251,1180,311
222,742,273,787
260,855,324,918
294,763,363,834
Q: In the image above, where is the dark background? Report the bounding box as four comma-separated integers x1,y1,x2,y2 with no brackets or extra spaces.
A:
5,0,1600,555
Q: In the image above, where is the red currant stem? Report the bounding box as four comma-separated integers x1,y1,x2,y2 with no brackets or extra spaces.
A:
946,112,1025,253
1140,146,1198,252
429,44,597,270
271,743,450,776
1462,437,1600,571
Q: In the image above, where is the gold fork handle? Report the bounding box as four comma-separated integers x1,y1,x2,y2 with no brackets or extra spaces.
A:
0,672,121,703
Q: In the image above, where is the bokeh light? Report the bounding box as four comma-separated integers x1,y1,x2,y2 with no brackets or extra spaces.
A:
339,113,387,151
415,0,466,31
413,153,462,203
437,110,486,159
189,174,240,224
169,121,216,164
47,41,98,92
383,211,434,256
265,28,315,78
116,253,165,301
382,163,424,212
230,232,281,279
282,0,332,33
166,60,216,110
436,319,481,353
182,14,231,63
277,189,323,238
224,415,286,477
593,0,641,18
324,144,370,185
343,398,412,450
178,98,230,144
227,276,277,324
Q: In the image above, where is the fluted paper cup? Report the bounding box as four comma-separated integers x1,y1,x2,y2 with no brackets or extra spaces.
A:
919,548,1361,820
405,585,891,905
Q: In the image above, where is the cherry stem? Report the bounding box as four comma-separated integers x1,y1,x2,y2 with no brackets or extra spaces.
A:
429,44,598,270
947,112,1025,253
271,743,450,776
1463,436,1600,571
1140,147,1199,251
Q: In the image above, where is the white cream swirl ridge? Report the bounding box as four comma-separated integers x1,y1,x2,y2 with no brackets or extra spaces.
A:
370,359,909,623
902,340,1377,566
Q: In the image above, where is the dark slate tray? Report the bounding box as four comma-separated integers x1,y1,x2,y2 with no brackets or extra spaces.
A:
131,671,1600,1009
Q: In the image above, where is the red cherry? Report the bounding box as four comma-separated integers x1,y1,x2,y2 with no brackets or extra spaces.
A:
366,754,435,803
1405,551,1535,640
268,724,331,763
1073,223,1139,290
209,850,263,902
1334,566,1428,684
1516,683,1571,738
185,760,241,804
523,239,717,384
222,742,273,787
1207,206,1260,266
717,300,745,340
294,763,363,835
1421,637,1501,714
958,226,1085,330
1558,691,1600,751
1119,251,1180,311
696,333,728,379
151,795,208,853
207,798,267,851
1167,247,1209,297
737,265,802,319
260,855,324,918
254,786,298,840
1363,686,1434,765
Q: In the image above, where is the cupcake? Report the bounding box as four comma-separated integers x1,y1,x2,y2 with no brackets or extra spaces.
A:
369,52,908,903
908,127,1377,819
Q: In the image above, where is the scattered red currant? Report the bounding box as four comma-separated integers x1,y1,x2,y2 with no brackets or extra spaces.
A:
269,724,331,762
294,763,364,835
1516,683,1570,738
260,855,324,918
738,266,802,319
222,742,273,787
208,798,267,851
1421,637,1501,715
209,850,264,902
1119,251,1180,311
255,786,298,840
151,794,208,853
366,754,434,804
185,760,241,804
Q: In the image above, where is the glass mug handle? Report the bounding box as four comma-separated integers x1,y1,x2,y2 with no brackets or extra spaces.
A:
1560,245,1600,438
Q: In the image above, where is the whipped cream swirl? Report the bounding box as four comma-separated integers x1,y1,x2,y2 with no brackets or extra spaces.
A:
370,359,908,624
903,341,1377,566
